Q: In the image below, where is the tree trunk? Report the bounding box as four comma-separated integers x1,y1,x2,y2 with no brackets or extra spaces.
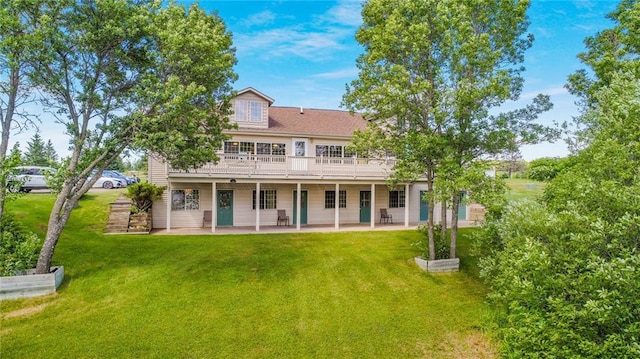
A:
35,186,80,273
426,167,436,260
0,66,19,221
440,199,447,241
450,191,460,259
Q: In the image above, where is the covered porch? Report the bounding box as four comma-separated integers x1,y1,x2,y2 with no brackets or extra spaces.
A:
152,220,478,235
160,178,431,233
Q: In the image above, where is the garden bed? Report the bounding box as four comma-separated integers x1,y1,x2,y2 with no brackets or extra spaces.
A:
0,266,65,300
414,257,460,272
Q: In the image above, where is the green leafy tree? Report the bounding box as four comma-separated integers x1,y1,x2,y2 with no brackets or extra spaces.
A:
7,0,237,274
126,182,166,213
497,148,525,178
131,153,147,172
0,0,55,220
565,0,640,151
44,139,58,166
0,213,42,276
343,0,556,260
108,155,126,172
478,2,640,356
525,156,572,182
4,143,24,193
23,131,48,166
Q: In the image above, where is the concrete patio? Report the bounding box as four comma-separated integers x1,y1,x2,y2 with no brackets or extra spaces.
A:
151,220,479,235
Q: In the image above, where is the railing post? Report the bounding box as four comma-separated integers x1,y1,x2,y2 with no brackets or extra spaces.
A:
353,157,357,178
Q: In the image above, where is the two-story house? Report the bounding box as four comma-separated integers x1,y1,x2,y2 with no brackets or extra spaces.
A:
148,87,469,232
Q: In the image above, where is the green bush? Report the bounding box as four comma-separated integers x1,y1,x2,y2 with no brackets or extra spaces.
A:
525,157,573,182
477,199,640,358
416,224,450,259
0,214,42,276
126,182,166,213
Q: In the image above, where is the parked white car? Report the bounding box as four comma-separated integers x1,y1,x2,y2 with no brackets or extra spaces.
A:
92,176,124,189
10,166,56,193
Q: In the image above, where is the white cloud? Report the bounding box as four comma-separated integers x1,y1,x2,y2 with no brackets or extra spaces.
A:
231,1,361,62
533,26,553,39
521,86,569,100
240,10,277,27
320,0,363,27
234,26,350,61
313,67,359,79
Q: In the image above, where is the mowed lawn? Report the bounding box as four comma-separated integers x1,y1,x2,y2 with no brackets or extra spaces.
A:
504,178,546,202
1,191,496,358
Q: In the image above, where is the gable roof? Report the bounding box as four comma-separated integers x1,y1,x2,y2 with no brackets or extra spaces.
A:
259,106,368,137
236,87,275,105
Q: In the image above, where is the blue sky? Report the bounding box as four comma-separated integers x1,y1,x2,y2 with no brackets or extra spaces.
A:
188,0,619,160
12,0,620,161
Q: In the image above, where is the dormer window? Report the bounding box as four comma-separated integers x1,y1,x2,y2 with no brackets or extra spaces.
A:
234,100,263,122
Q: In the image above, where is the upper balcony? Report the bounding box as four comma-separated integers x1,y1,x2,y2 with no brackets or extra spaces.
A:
168,154,398,180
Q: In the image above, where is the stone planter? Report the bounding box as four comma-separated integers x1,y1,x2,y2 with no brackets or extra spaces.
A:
414,257,460,272
128,212,152,233
0,266,65,300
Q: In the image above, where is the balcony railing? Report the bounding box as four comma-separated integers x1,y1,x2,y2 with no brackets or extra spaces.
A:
168,154,397,179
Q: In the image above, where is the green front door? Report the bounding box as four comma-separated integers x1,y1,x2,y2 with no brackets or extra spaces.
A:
458,191,466,220
217,190,233,226
360,191,371,223
293,190,308,225
420,190,429,221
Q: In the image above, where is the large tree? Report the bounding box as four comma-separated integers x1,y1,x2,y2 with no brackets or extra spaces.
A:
478,1,640,356
23,131,47,166
43,139,58,166
10,0,237,274
342,0,555,260
0,0,55,219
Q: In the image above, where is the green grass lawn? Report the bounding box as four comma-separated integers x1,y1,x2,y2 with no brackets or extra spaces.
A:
1,191,496,358
504,178,547,202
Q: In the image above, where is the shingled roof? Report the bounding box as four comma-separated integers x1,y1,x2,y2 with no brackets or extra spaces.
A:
256,106,368,137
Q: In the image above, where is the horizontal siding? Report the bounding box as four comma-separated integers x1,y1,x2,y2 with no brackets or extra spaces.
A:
224,135,352,157
232,93,268,129
153,183,446,229
148,154,168,187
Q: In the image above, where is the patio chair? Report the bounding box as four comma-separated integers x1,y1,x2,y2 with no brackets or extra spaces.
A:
380,208,392,224
202,210,212,227
277,209,289,226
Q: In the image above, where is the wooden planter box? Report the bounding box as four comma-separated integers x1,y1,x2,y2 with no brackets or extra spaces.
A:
0,266,65,300
128,212,152,233
414,257,460,272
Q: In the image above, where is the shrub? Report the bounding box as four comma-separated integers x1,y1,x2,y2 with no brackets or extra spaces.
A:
477,200,640,358
126,182,166,213
0,214,42,276
416,224,450,259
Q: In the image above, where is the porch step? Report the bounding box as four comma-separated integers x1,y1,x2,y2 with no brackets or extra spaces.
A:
104,195,132,234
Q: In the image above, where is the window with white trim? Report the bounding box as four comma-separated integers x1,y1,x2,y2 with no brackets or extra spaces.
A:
234,100,247,122
250,101,262,122
224,141,255,157
388,190,405,208
325,190,347,209
171,189,200,211
256,142,286,156
234,100,263,122
252,189,277,209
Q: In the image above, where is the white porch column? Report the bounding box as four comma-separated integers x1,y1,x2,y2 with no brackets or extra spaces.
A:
255,182,261,232
211,182,216,233
296,182,301,230
370,183,376,228
404,183,410,228
166,181,171,233
335,183,340,229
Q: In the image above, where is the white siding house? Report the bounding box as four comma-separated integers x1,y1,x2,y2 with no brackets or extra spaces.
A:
148,87,468,232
